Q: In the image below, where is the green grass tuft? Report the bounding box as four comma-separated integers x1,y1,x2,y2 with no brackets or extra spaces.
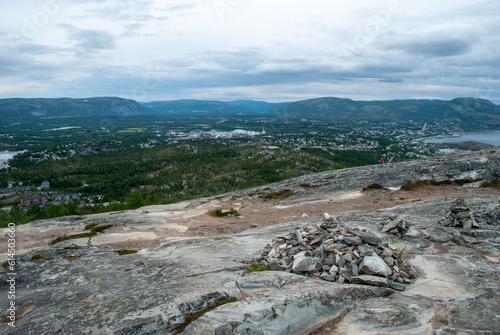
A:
242,262,270,276
265,189,296,199
209,208,240,217
84,222,98,230
481,180,500,189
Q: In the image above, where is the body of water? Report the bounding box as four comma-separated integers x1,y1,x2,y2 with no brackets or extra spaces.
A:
423,130,500,146
0,150,25,168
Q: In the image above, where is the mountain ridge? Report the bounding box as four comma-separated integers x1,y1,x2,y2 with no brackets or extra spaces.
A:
0,97,148,118
0,96,499,128
270,97,500,127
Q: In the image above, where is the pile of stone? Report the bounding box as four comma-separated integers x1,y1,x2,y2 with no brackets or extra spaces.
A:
258,214,416,291
440,197,480,229
379,215,410,237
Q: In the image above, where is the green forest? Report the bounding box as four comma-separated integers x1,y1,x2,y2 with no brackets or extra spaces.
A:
0,140,385,227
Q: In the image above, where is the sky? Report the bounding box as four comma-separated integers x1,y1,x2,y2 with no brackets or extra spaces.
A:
0,0,499,103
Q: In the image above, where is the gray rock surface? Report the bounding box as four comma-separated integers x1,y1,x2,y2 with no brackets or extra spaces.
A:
0,150,499,334
274,149,500,207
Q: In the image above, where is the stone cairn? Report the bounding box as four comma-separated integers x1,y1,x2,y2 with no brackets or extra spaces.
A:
258,213,416,291
379,215,410,237
439,197,480,229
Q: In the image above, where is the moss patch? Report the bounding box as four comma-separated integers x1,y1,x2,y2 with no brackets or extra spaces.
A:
241,262,270,276
401,180,428,191
455,178,483,185
265,189,296,199
481,180,500,189
363,183,383,191
431,179,452,185
91,224,113,233
184,297,238,326
209,208,240,217
31,254,45,260
51,224,113,245
0,302,34,323
116,249,138,255
84,222,99,230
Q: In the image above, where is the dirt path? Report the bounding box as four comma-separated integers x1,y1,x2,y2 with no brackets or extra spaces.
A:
164,184,500,237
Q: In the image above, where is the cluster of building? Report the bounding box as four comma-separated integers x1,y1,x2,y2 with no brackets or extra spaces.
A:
167,128,266,140
20,193,81,210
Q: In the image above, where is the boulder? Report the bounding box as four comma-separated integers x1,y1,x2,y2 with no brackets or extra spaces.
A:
359,255,392,277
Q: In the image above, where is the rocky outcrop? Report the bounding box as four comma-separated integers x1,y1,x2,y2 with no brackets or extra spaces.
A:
270,149,500,207
0,150,499,334
1,194,499,334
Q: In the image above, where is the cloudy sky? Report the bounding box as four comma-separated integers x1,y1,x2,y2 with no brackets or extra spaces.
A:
1,0,499,103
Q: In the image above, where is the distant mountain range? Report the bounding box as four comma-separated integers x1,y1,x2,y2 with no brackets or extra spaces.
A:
0,97,147,118
269,97,500,127
141,99,283,114
1,96,499,128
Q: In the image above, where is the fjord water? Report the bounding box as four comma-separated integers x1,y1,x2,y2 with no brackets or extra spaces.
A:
424,130,500,146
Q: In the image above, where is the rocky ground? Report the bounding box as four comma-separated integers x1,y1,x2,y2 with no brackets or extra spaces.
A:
0,149,499,334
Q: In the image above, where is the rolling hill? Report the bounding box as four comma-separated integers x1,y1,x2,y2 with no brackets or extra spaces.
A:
270,97,500,127
0,97,148,118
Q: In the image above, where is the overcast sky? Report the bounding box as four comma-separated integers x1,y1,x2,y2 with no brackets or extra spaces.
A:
1,0,499,103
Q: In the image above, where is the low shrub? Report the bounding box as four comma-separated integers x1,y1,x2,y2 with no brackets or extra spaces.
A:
481,180,500,189
265,189,296,199
209,208,240,217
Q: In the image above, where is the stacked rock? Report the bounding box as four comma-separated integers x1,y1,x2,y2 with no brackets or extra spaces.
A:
440,197,480,229
258,214,416,291
379,215,410,237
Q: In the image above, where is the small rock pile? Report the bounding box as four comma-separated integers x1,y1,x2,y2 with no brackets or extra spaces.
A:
379,215,410,237
440,197,480,229
258,214,416,291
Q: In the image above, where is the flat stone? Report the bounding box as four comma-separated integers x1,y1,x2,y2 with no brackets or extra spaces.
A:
329,265,339,275
343,236,362,245
389,281,406,291
292,256,318,273
382,219,400,233
384,256,395,267
325,257,335,266
351,275,389,288
388,243,404,258
352,230,382,246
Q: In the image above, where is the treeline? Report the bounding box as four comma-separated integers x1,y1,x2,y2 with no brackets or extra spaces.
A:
0,191,149,228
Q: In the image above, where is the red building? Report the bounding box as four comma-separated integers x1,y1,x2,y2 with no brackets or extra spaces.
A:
21,195,49,207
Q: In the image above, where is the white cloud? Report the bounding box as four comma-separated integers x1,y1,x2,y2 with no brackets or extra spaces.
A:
0,0,498,103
